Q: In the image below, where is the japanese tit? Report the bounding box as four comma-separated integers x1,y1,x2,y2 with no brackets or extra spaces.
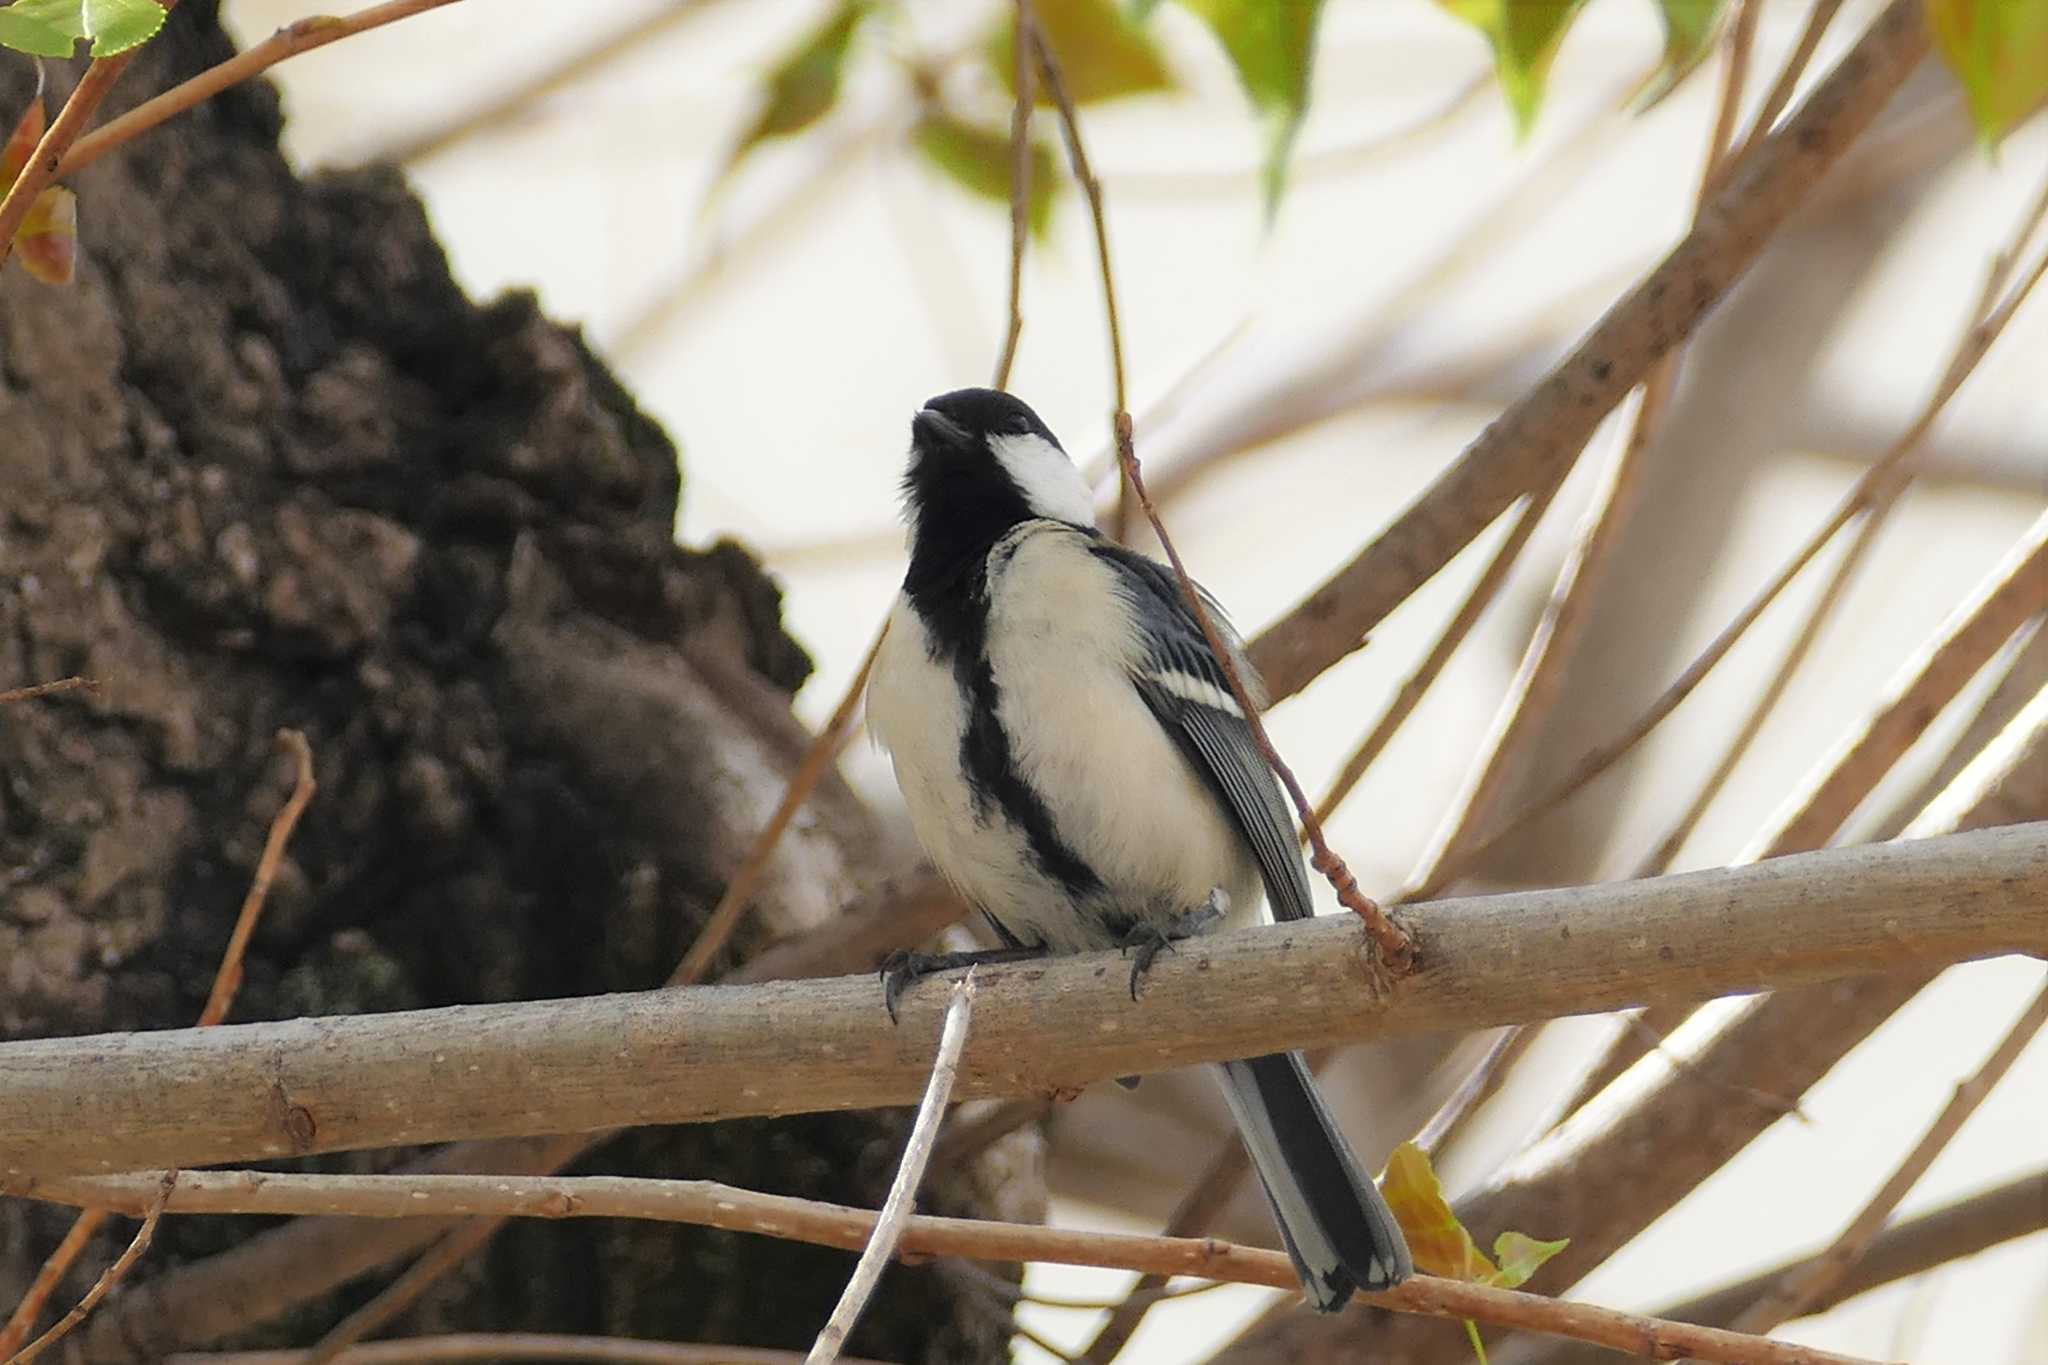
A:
866,388,1413,1311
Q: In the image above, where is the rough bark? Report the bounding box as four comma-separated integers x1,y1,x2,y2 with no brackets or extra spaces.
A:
0,12,1016,1361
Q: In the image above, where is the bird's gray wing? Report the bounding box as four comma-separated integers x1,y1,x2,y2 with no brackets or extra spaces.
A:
1089,541,1316,923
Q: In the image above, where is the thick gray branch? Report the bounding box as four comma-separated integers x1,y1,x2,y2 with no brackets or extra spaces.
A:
2,826,2042,1176
1245,0,1930,701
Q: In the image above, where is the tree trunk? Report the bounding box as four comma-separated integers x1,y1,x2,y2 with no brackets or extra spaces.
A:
0,10,1020,1359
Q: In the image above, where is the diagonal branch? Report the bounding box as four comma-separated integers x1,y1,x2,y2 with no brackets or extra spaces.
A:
1729,974,2048,1332
1212,666,2048,1364
1245,0,1930,704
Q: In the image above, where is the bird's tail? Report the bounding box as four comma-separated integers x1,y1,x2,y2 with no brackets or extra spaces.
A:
1214,1051,1413,1313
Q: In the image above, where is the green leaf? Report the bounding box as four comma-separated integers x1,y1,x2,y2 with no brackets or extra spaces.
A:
0,3,79,56
912,112,1057,238
1172,0,1326,213
1929,0,2048,147
1488,1231,1571,1290
993,0,1174,107
0,0,162,55
1638,0,1728,111
4,0,86,40
1438,0,1588,136
82,0,164,56
722,0,867,177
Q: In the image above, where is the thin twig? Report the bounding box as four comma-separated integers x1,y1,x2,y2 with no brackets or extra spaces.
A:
0,735,311,1353
1246,0,1930,703
1117,416,1411,966
366,0,720,166
0,676,98,704
809,972,976,1363
1730,0,1847,168
1632,508,1885,877
311,629,888,1349
203,730,316,1024
1412,1025,1543,1162
1403,3,1759,900
674,629,884,985
25,1169,1892,1365
1677,1169,2048,1331
302,1214,505,1365
1732,974,2048,1332
176,1340,891,1365
1075,1122,1251,1363
990,0,1036,391
0,1,182,269
1026,23,1409,964
0,1213,108,1358
3,1172,175,1365
1313,483,1563,829
59,0,466,180
1428,176,2048,888
1025,25,1132,542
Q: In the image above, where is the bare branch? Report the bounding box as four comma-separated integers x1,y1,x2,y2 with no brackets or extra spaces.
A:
674,630,883,986
3,1172,174,1365
57,0,468,180
0,0,182,273
0,676,97,705
811,973,975,1362
1246,0,1930,703
1412,1024,1544,1163
1,827,2041,1176
1733,975,2048,1331
19,1171,1892,1365
176,1340,887,1365
1213,676,2048,1364
1313,484,1561,828
2,736,311,1355
356,0,718,167
990,0,1036,391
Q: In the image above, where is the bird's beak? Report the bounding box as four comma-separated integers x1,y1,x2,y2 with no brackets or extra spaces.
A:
912,406,968,446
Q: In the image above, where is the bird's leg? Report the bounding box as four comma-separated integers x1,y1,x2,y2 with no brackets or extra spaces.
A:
879,945,1048,1023
1118,888,1229,1001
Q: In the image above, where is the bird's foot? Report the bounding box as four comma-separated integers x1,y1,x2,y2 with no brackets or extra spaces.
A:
879,945,1048,1023
1118,890,1229,1000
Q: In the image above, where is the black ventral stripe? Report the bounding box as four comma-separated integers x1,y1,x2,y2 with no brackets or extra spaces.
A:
906,544,1103,905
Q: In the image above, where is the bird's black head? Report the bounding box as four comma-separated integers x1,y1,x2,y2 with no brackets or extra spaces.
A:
900,389,1095,607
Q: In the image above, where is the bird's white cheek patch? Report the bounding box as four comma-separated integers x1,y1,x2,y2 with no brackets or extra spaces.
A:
990,432,1096,527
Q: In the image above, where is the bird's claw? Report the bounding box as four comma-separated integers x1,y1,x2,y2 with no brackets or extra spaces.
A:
1118,893,1228,1000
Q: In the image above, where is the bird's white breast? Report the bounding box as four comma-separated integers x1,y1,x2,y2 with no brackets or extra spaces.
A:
869,522,1259,953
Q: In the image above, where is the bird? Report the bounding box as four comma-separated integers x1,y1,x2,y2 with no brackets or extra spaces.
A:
865,386,1413,1312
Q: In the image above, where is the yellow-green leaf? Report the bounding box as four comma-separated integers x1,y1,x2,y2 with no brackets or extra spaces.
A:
992,0,1174,107
1488,1230,1570,1290
1638,0,1728,110
0,7,76,55
722,0,867,178
1929,0,2048,146
1438,0,1588,135
1379,1141,1494,1281
1172,0,1325,213
16,183,75,284
912,112,1057,238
